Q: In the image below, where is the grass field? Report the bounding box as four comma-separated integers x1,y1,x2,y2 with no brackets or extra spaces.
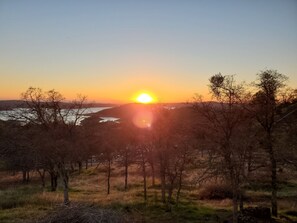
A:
0,165,297,223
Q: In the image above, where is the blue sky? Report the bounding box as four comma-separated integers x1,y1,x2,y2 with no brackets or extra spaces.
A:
0,0,296,102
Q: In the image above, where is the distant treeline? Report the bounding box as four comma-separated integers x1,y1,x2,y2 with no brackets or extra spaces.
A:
0,100,115,110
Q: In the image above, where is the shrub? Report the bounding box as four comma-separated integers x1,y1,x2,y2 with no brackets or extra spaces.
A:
198,184,233,200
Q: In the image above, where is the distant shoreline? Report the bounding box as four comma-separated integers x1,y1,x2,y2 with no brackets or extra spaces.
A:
0,100,117,111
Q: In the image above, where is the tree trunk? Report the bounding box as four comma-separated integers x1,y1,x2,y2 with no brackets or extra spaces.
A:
63,175,70,205
270,150,278,217
239,190,244,211
26,171,30,182
85,160,88,170
232,185,238,223
37,169,46,189
160,162,166,203
124,156,128,191
176,152,187,205
107,159,111,195
76,161,81,174
54,174,58,190
267,133,278,217
229,162,239,223
142,159,147,202
50,173,54,191
176,171,183,205
59,164,70,205
70,163,75,172
247,149,252,175
151,162,155,187
50,171,58,191
22,170,26,183
167,183,173,204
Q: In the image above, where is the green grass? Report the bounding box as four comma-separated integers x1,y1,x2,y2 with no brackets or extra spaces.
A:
0,168,297,223
0,184,55,223
278,181,297,197
0,185,40,209
0,206,50,223
102,200,228,223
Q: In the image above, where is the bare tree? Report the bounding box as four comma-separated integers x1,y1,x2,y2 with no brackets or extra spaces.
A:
18,87,87,205
96,122,123,195
248,70,288,217
0,121,37,183
149,107,195,208
194,73,252,223
117,121,138,191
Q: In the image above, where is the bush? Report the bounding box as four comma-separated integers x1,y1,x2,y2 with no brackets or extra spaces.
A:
198,184,233,200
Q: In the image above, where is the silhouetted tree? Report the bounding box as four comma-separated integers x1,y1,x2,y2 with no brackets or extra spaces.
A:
277,95,297,171
0,121,37,183
150,107,195,208
194,73,252,223
18,87,87,205
115,121,139,191
96,122,123,195
249,70,288,217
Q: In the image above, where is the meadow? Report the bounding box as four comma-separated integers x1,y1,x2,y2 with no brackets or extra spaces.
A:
1,164,297,223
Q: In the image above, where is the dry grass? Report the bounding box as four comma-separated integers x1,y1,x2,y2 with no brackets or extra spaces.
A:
0,166,297,222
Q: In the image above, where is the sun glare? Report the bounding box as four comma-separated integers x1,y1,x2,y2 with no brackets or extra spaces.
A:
136,93,154,104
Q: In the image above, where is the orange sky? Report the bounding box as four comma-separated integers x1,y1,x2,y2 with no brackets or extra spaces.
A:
0,1,296,103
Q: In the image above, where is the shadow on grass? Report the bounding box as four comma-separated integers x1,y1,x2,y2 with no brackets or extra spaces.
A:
102,200,231,223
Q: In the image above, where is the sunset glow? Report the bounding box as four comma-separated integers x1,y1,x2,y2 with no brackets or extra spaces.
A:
0,1,296,103
132,111,153,128
136,93,154,104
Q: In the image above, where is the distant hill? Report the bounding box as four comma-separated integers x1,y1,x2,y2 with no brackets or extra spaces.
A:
90,103,188,118
81,102,199,126
0,100,116,110
0,100,25,110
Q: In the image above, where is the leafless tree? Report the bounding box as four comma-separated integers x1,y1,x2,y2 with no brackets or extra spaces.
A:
248,70,288,217
194,73,252,223
116,121,138,191
17,87,87,205
150,107,195,208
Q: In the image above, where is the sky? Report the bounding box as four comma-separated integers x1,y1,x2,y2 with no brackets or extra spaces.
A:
0,0,296,103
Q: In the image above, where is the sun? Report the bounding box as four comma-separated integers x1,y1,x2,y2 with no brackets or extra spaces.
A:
136,93,154,104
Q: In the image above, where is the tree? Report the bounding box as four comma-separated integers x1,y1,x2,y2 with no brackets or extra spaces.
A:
151,108,173,204
96,121,123,195
129,122,151,202
194,73,252,223
116,121,138,191
0,121,37,183
249,70,288,217
150,107,195,208
18,87,87,205
277,93,297,171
